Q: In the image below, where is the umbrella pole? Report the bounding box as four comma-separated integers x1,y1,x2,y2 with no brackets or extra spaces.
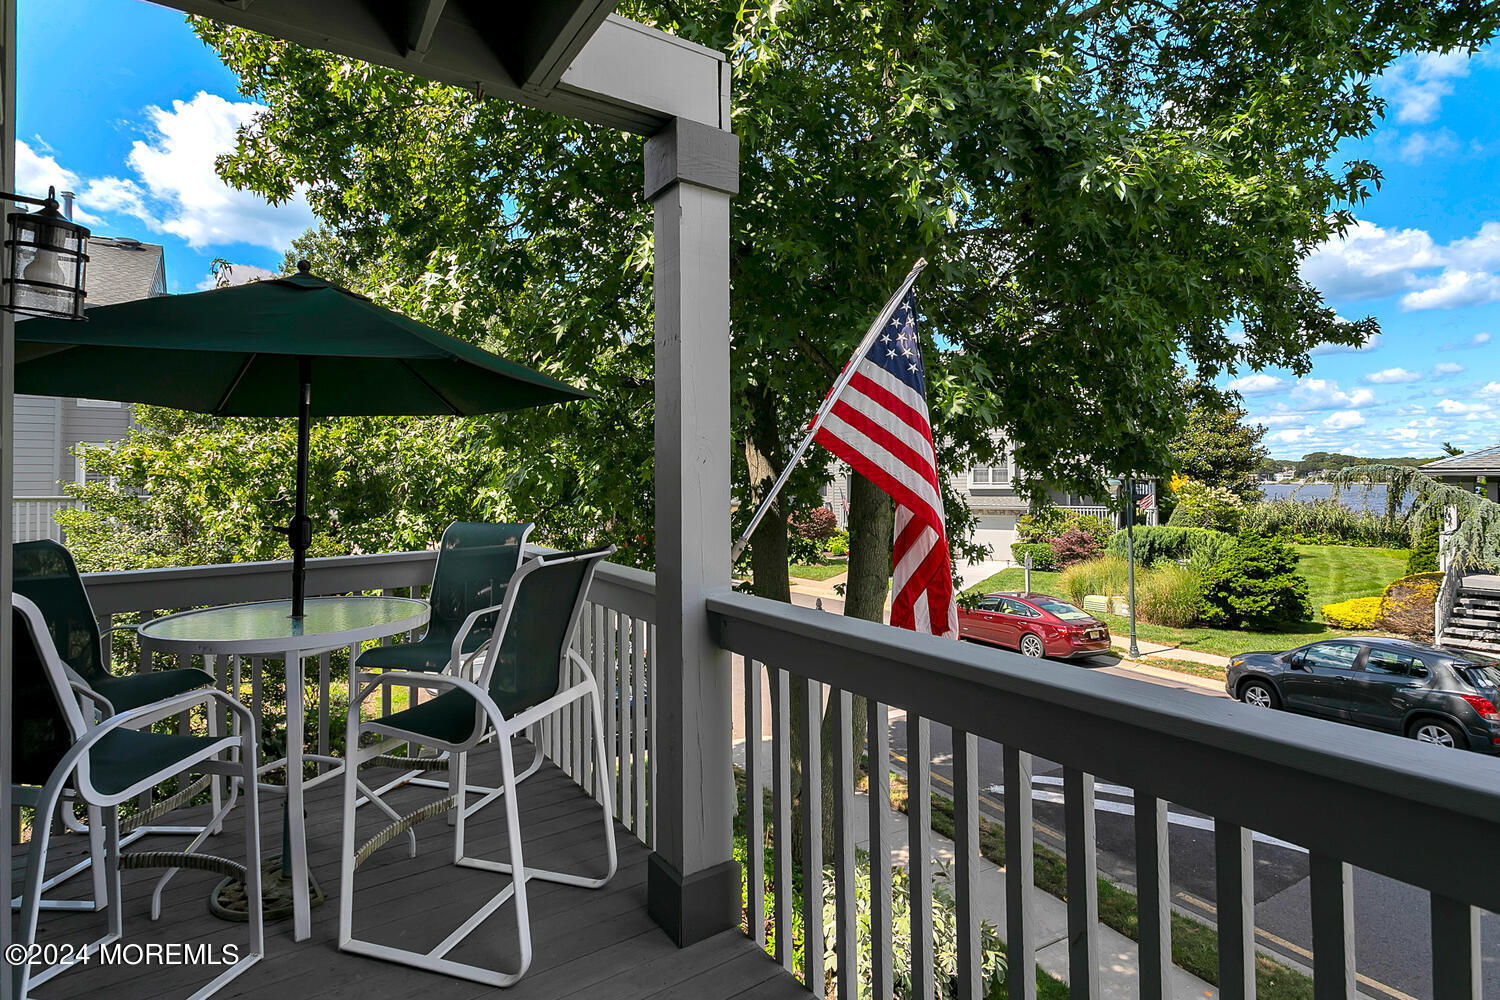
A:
291,358,312,618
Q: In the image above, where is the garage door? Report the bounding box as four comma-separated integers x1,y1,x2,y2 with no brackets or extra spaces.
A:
972,514,1018,561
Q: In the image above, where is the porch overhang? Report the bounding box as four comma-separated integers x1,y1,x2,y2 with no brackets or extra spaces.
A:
149,2,730,133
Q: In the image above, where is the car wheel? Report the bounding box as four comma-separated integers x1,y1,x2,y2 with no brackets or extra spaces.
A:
1409,718,1464,749
1019,634,1045,658
1239,680,1280,710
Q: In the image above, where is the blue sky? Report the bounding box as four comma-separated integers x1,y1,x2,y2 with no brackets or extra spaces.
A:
14,1,1500,459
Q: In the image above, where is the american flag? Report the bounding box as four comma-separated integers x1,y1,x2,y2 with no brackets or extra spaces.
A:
813,290,957,638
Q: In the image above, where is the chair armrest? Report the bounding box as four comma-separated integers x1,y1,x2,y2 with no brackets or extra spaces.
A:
348,670,513,737
86,687,254,743
449,601,510,675
69,680,116,721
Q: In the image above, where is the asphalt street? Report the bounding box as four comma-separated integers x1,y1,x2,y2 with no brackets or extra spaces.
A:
729,591,1500,1000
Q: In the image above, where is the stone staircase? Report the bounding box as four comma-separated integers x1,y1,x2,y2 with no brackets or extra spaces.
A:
1440,581,1500,656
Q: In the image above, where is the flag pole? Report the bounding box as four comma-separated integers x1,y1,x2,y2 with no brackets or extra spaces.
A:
730,257,928,563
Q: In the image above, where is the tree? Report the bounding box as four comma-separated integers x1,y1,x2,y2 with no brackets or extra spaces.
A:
180,0,1499,859
1168,385,1268,500
1330,466,1500,569
1442,442,1464,457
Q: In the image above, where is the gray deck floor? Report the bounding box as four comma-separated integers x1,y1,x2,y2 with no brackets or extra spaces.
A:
16,744,804,1000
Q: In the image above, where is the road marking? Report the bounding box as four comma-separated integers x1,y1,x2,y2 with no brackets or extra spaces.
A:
1176,892,1421,1000
888,750,1064,840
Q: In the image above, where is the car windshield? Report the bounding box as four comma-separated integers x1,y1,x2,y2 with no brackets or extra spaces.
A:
1034,599,1091,621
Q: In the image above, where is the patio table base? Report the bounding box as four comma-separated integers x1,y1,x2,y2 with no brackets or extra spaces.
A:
210,855,324,922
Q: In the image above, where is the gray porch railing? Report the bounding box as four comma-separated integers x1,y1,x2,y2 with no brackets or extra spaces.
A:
709,590,1499,1000
77,548,658,848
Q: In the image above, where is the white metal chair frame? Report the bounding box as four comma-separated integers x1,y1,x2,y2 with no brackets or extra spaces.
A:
354,523,544,827
11,595,265,1000
338,547,618,987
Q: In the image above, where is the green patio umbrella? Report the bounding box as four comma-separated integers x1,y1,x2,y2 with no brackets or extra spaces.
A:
15,261,588,617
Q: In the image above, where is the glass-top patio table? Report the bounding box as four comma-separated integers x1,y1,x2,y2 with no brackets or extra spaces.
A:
139,595,429,940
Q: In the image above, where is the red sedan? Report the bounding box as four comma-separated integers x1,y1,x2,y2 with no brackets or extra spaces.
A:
958,591,1111,660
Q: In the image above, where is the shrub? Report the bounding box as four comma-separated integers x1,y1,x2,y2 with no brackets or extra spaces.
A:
1049,528,1101,567
1321,596,1382,629
825,531,849,558
1375,572,1442,638
1010,542,1057,571
1166,477,1245,533
1019,506,1114,546
1135,564,1203,627
1198,532,1311,630
788,506,839,563
1406,518,1440,574
1059,555,1130,607
1104,525,1234,568
1241,497,1409,548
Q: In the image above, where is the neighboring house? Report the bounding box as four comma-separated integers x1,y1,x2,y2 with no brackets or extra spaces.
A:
1422,444,1500,503
820,432,1158,564
11,236,167,541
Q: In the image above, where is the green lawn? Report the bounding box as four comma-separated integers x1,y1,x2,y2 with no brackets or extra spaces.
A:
788,562,847,581
962,544,1410,659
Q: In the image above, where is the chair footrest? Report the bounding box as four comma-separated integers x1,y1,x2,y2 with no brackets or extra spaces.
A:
356,795,458,868
364,753,450,773
118,850,247,881
120,775,214,834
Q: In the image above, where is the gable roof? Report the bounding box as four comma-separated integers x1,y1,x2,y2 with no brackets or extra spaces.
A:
86,237,166,307
1423,443,1500,476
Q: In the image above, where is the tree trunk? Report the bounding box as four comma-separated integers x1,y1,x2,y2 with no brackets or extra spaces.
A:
818,471,892,856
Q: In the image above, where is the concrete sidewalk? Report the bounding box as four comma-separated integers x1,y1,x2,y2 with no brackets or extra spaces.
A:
733,738,1218,1000
1108,634,1231,670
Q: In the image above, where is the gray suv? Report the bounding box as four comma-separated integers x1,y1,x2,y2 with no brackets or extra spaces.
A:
1225,637,1500,753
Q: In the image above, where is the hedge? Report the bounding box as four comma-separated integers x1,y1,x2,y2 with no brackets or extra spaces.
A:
1321,596,1381,629
1010,542,1058,571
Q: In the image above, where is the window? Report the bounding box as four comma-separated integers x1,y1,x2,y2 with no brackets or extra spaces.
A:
1034,598,1091,621
976,596,1002,612
1301,642,1362,671
969,460,1011,487
1365,648,1420,677
1001,598,1039,617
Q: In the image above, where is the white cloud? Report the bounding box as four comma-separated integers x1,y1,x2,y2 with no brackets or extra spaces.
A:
1432,362,1466,376
1396,129,1459,164
14,140,101,225
1440,331,1492,350
1227,373,1285,395
1321,410,1366,431
1438,399,1488,415
1302,220,1440,300
1401,270,1500,310
110,93,315,251
1270,428,1310,444
26,93,313,254
1481,381,1500,398
1288,378,1376,411
195,262,279,291
1361,367,1422,384
1381,50,1472,124
1304,217,1500,311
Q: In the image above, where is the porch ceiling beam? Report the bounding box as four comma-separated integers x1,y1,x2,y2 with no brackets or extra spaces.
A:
405,0,448,59
150,3,728,134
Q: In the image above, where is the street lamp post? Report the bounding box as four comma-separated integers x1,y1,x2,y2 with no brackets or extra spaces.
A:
1126,475,1140,659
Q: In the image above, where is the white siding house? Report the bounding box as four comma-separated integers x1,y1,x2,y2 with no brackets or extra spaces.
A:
11,236,166,540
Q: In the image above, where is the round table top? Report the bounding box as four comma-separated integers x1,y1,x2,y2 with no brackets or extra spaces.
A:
139,595,430,656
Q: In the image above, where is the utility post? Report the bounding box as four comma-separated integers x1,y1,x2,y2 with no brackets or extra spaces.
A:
1125,475,1140,659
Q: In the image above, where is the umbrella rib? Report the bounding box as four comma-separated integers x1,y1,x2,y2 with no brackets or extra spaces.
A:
398,360,462,415
214,354,258,415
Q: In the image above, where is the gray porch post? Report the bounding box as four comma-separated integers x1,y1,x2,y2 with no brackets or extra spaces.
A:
644,117,741,947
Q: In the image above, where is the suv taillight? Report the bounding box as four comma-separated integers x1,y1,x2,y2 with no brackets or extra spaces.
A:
1459,693,1500,721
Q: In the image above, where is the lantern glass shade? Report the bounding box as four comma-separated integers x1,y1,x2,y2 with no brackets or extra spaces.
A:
5,196,89,320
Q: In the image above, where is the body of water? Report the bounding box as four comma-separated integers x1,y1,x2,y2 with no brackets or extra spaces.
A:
1259,482,1415,514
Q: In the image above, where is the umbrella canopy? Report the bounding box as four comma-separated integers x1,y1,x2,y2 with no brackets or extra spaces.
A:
15,262,588,616
15,263,585,416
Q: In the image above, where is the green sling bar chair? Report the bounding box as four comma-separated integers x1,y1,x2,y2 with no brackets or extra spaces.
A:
353,522,541,822
11,595,265,1000
11,540,224,912
338,545,618,987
